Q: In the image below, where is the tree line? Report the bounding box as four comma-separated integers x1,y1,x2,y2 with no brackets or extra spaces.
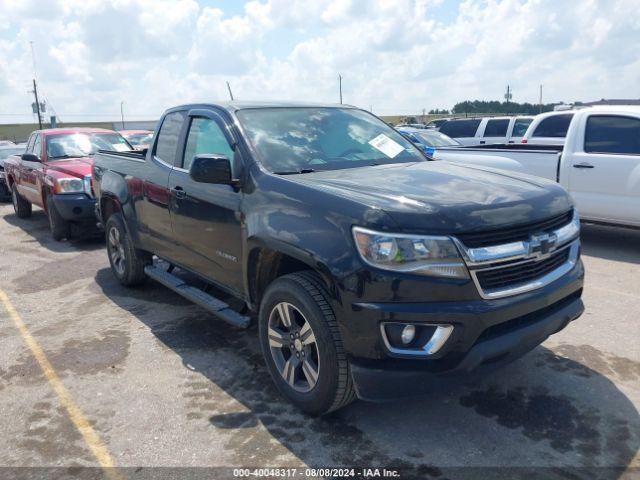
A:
429,100,557,115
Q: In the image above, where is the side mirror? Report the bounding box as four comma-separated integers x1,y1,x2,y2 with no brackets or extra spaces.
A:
189,154,235,185
21,153,41,162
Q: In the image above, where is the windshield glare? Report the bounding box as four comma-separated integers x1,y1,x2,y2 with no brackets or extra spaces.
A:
416,130,460,147
46,133,130,159
236,108,425,173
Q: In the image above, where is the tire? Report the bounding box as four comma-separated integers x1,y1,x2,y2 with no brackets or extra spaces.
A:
259,271,356,415
105,213,149,286
46,195,70,241
11,185,32,218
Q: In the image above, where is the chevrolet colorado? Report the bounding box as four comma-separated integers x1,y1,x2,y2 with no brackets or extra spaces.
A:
93,102,584,415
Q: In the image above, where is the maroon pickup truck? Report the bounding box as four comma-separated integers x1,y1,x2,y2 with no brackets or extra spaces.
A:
4,127,131,240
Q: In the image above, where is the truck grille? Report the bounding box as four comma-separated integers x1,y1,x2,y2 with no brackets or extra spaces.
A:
475,247,571,292
456,210,573,248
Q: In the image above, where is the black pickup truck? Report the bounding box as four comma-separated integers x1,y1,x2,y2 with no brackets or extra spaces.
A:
93,102,584,415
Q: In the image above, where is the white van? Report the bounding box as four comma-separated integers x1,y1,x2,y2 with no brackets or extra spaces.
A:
438,116,533,146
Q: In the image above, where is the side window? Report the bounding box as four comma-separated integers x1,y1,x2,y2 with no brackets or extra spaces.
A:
512,118,532,137
32,134,42,158
532,114,573,138
584,115,640,155
182,117,235,171
439,119,481,138
483,119,509,137
154,111,185,165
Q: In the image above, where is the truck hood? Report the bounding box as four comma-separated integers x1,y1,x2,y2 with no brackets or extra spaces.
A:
291,161,573,233
46,157,93,178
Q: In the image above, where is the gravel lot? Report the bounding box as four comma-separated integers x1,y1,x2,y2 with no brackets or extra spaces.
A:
0,203,638,479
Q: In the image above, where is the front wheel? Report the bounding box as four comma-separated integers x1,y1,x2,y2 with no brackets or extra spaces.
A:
46,196,70,241
11,185,32,218
259,271,355,415
105,213,149,286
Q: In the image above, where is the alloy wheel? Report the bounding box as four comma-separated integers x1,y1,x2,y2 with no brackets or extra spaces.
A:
267,302,320,393
107,226,126,276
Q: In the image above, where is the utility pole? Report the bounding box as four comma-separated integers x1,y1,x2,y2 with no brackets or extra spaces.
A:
120,101,125,129
226,81,234,101
504,85,512,107
31,79,42,130
539,84,543,113
338,74,343,104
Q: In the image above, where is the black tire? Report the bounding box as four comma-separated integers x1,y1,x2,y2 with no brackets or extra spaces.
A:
46,195,70,241
259,271,356,415
105,213,149,286
11,185,32,218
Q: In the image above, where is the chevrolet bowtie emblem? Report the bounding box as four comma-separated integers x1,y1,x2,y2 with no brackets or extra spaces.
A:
528,232,557,259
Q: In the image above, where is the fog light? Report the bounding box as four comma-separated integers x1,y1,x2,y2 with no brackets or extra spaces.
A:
401,325,416,345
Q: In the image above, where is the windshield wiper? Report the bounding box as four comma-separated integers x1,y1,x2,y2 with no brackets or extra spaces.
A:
49,154,86,160
273,168,316,175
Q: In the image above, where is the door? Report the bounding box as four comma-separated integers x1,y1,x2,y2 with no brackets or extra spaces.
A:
137,110,186,255
568,114,640,226
480,118,510,145
20,133,44,205
168,109,244,293
509,117,532,143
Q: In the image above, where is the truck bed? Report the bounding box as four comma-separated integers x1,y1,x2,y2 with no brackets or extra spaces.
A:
434,144,564,182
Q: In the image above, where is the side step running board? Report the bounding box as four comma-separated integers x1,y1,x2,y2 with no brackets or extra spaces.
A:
144,264,250,328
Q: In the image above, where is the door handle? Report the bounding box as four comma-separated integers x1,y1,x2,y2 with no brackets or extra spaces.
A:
479,141,486,144
573,162,594,169
171,186,186,199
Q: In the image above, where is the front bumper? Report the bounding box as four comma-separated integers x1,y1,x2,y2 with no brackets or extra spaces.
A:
336,258,584,401
350,291,583,400
51,193,97,222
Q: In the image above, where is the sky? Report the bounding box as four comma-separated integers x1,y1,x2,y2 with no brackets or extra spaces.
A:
0,0,639,124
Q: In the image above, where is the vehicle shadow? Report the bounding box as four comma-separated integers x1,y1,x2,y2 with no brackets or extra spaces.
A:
580,222,640,264
94,268,639,479
1,208,104,253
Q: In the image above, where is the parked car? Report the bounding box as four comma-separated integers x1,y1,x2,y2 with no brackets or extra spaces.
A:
4,128,131,240
93,102,584,415
425,118,451,130
397,126,461,156
395,123,427,129
120,130,154,151
0,144,26,200
521,110,576,146
435,106,640,228
0,140,16,146
439,116,534,146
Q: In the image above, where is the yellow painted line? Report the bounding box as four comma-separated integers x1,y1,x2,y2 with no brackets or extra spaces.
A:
0,290,125,480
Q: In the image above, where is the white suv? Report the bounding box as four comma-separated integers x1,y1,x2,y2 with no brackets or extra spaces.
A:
438,116,533,146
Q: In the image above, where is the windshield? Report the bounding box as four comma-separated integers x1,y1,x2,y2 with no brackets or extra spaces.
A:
125,133,153,146
46,133,130,159
236,107,425,173
0,147,25,160
416,130,461,147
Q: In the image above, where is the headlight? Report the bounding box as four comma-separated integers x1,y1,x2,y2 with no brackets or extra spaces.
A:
56,177,85,194
352,227,469,279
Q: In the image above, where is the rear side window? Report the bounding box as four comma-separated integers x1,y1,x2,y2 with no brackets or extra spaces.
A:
183,117,235,170
439,119,481,138
32,135,42,158
483,119,509,137
512,118,532,137
25,133,35,153
155,111,185,165
532,114,573,138
584,115,640,155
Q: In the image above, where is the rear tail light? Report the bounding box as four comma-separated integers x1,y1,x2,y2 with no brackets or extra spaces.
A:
521,138,527,144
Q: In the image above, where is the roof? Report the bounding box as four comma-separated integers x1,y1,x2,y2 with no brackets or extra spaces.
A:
119,129,153,135
37,127,118,136
168,101,356,114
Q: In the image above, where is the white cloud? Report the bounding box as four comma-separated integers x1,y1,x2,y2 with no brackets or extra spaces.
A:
0,0,639,124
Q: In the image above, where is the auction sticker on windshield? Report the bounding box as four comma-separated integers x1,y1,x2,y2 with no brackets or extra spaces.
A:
368,134,404,158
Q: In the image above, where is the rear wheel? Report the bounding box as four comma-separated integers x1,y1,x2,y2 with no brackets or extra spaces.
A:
105,213,149,286
46,195,70,241
11,185,32,218
259,271,355,415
